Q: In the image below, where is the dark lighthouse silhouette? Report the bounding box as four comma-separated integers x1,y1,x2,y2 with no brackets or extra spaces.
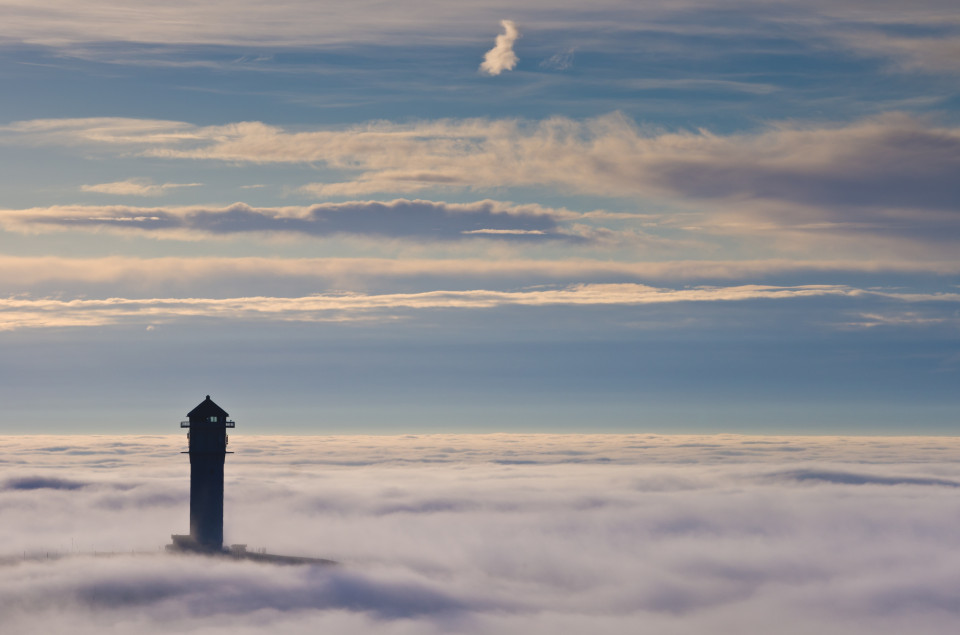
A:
170,395,234,552
168,395,334,565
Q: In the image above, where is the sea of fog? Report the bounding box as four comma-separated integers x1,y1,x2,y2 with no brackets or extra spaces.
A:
2,434,959,634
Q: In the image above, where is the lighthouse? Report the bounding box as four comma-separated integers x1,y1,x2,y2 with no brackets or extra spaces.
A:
170,395,234,552
166,397,336,565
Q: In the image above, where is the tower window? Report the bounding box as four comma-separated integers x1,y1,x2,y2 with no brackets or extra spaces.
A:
209,416,218,422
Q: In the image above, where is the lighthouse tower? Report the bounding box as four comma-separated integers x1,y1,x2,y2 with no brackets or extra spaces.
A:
172,395,234,552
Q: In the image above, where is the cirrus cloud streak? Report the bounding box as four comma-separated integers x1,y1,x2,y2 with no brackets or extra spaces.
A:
0,283,957,331
81,178,203,197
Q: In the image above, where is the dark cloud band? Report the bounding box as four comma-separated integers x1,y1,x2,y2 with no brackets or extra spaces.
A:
17,200,577,242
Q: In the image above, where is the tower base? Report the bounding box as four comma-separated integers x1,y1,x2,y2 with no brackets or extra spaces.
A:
167,534,225,554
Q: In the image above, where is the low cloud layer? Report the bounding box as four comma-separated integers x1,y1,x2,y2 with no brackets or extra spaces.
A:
480,20,520,76
3,434,960,634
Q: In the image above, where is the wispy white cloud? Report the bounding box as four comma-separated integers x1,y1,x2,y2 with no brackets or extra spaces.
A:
2,255,960,305
540,47,575,71
2,116,199,146
81,178,202,196
620,77,779,94
5,112,959,265
842,311,952,329
479,20,520,76
0,255,954,282
461,228,545,236
823,24,960,73
0,283,956,331
8,114,958,247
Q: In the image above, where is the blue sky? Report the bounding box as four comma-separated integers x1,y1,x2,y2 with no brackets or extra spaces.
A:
1,1,958,433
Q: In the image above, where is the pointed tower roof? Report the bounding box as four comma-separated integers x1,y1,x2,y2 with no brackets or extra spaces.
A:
187,395,229,420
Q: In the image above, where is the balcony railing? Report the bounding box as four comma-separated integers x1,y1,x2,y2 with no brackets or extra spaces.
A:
180,420,236,428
